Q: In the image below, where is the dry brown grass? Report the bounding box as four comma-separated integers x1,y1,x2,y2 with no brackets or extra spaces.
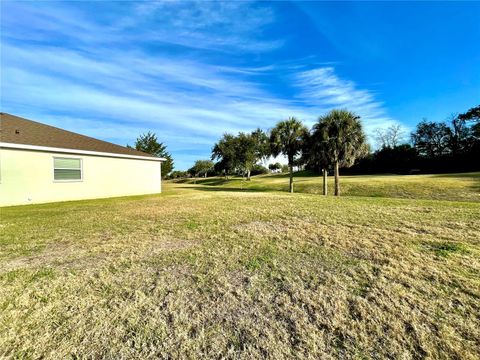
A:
1,180,479,359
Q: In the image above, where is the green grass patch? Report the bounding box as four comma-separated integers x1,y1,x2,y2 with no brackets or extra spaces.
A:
424,241,469,257
244,246,276,271
184,220,199,230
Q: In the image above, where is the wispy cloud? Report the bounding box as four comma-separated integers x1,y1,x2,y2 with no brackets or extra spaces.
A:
127,0,283,52
295,67,402,134
1,1,400,169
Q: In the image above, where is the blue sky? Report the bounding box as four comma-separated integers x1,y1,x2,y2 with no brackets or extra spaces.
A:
1,1,479,170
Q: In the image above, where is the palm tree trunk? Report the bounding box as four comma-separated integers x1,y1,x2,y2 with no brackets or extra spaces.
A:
334,161,340,196
322,168,328,196
289,164,294,193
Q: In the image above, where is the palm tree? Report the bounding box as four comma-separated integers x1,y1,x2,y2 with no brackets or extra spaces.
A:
305,129,331,196
313,110,368,196
270,117,308,193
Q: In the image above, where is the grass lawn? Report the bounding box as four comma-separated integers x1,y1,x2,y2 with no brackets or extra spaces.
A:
1,173,479,359
177,171,480,202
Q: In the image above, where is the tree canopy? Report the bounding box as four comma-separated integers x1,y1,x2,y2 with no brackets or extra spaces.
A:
211,133,237,178
212,129,270,180
206,103,480,190
270,117,308,193
411,120,452,158
189,160,214,177
374,124,404,149
132,131,174,177
458,105,480,122
268,162,282,171
312,110,368,195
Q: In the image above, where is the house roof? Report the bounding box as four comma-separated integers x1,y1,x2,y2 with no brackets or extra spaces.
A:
0,113,161,160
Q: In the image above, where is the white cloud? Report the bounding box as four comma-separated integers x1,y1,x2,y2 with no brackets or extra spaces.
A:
126,0,283,52
1,1,404,169
294,67,402,138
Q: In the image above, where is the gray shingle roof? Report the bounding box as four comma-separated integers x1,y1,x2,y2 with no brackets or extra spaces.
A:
0,113,157,159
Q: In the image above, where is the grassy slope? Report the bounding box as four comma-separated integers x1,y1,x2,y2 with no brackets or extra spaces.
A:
176,171,480,202
0,174,479,359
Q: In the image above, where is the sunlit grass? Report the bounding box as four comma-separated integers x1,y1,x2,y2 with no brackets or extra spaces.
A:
1,173,479,358
176,171,480,202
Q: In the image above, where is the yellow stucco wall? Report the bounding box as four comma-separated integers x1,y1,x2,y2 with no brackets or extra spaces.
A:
0,148,162,206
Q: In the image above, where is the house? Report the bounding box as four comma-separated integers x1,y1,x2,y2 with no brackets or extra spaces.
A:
0,113,164,206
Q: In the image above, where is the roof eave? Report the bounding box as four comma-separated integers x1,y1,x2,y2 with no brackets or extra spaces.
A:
0,142,165,162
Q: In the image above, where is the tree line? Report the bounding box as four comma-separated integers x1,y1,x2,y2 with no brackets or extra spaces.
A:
185,104,479,195
196,109,368,195
132,104,479,195
347,105,480,175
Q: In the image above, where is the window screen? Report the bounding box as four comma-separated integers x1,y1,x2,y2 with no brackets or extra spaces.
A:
54,158,82,180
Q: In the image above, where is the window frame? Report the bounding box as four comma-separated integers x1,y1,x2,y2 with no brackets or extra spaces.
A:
52,156,83,182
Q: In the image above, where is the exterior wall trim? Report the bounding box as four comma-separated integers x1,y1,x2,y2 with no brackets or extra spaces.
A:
0,142,165,162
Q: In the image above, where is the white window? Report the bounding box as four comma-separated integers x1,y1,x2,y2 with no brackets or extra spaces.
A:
53,157,82,181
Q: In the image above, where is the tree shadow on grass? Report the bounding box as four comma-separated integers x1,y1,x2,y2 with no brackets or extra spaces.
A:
470,181,480,194
429,172,480,178
177,186,264,193
264,170,319,179
430,172,480,193
173,178,232,186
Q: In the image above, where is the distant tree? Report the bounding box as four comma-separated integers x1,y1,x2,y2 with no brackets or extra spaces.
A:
167,170,188,180
458,105,480,122
447,114,472,155
236,132,256,180
313,110,368,196
212,129,270,181
309,124,333,196
270,117,308,193
458,105,480,145
251,128,270,165
411,120,452,158
251,164,269,176
374,124,404,149
345,106,480,175
268,162,282,172
281,164,289,173
236,129,270,180
132,131,174,177
373,144,418,173
472,122,480,140
212,133,237,179
189,160,214,179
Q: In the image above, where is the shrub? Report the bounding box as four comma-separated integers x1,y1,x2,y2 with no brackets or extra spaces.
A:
167,170,189,179
251,164,269,176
